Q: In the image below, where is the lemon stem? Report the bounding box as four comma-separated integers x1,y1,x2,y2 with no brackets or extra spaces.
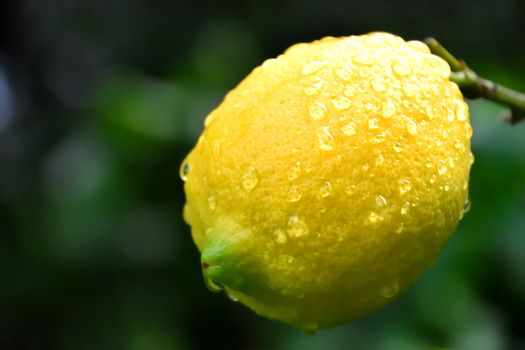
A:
425,37,525,125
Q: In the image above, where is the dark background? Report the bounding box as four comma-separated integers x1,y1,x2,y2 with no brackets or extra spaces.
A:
1,1,525,349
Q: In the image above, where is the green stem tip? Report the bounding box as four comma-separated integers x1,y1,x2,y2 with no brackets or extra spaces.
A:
425,37,525,125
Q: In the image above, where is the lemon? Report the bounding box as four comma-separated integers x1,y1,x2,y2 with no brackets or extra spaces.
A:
181,32,472,332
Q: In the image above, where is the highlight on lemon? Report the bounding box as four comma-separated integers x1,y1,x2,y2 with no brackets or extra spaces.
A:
180,32,474,333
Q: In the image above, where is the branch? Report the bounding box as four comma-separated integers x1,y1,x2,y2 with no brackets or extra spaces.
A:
424,37,525,125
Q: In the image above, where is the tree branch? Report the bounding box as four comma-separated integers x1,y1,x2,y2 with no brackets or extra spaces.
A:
424,37,525,125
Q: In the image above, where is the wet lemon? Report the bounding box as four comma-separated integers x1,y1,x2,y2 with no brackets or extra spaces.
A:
181,32,472,332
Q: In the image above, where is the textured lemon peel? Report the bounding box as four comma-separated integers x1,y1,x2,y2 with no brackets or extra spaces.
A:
181,32,472,332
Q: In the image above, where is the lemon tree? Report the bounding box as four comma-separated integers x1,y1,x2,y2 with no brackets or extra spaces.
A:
180,32,473,332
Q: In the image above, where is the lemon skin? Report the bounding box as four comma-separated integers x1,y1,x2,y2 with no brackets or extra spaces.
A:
181,32,472,332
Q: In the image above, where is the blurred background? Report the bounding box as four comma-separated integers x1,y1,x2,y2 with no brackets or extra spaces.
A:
1,1,524,349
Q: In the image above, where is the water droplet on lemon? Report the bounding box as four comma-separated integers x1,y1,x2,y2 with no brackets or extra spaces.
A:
341,122,357,136
274,228,288,244
393,142,403,153
242,166,259,191
319,181,333,198
375,195,387,208
371,132,386,144
382,100,396,118
380,280,399,298
308,101,328,120
366,211,384,225
437,160,448,175
287,186,302,202
287,214,309,237
287,162,302,180
331,96,352,110
208,196,217,210
371,79,387,92
318,127,335,150
180,162,190,181
392,61,412,76
406,119,418,136
399,179,412,194
353,52,375,65
401,201,410,215
368,118,379,129
334,66,353,81
455,99,469,122
302,61,327,75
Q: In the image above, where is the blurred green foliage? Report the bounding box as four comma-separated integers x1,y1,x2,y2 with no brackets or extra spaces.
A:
0,1,524,349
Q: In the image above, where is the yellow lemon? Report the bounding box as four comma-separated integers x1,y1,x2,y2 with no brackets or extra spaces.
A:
181,32,472,332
